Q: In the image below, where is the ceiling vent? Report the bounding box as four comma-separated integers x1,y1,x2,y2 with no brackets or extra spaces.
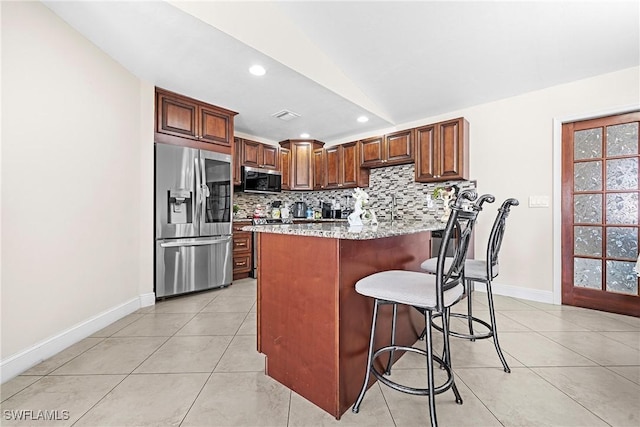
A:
271,109,301,121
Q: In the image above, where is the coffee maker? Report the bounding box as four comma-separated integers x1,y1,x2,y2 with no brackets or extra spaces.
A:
292,201,307,218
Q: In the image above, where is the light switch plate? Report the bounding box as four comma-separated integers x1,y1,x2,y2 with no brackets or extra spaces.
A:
529,195,550,208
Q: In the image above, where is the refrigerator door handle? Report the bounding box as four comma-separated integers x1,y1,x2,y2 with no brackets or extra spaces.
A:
160,237,232,248
194,156,202,224
196,155,209,224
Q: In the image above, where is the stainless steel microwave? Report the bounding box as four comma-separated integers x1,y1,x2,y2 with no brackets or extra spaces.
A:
241,166,282,193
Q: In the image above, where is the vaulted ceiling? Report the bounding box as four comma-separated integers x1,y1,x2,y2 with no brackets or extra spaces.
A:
44,1,639,144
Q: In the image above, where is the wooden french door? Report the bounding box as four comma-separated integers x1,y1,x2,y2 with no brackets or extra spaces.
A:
562,111,640,317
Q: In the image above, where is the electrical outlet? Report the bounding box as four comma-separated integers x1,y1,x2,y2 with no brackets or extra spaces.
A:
528,195,550,208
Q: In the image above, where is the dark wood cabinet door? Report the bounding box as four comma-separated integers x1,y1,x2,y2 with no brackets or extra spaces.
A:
341,142,361,188
415,118,468,182
313,148,325,190
262,144,279,170
279,140,324,190
242,139,261,168
437,118,468,180
157,92,198,140
233,137,242,186
385,129,414,165
199,106,232,146
324,146,341,189
240,139,279,169
291,142,314,190
280,148,291,190
414,124,437,181
360,136,384,167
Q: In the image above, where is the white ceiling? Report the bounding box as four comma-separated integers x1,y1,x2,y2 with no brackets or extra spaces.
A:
43,1,639,145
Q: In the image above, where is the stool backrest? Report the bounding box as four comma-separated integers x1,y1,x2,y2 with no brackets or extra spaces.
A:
435,189,483,309
486,198,520,279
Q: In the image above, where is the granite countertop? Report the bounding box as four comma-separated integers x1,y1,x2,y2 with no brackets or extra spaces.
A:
241,219,445,240
233,218,348,223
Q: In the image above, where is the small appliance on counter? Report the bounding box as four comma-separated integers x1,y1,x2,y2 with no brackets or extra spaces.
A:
340,195,352,219
271,201,282,219
280,203,290,219
293,201,307,218
322,199,343,219
321,202,332,219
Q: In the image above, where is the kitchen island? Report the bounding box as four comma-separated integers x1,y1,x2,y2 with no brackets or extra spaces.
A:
243,220,445,419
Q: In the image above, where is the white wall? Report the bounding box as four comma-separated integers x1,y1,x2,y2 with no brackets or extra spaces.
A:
395,67,640,300
1,1,154,379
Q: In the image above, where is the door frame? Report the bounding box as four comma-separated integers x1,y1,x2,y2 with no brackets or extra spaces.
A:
552,104,640,305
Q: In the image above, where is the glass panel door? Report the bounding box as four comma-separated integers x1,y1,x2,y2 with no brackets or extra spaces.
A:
562,112,640,316
199,150,232,237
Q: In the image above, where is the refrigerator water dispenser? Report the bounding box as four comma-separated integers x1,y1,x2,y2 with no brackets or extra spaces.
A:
168,189,192,224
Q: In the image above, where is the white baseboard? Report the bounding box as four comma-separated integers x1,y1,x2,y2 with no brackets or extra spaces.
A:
139,292,156,308
0,293,155,384
472,281,555,304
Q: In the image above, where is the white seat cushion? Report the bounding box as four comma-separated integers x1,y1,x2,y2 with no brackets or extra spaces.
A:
420,258,497,281
355,270,464,309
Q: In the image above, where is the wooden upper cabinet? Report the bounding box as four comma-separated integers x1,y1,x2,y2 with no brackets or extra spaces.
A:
262,144,279,169
324,146,340,189
325,141,369,189
385,129,414,165
199,105,234,146
415,117,469,182
233,137,242,186
241,139,261,168
240,139,279,170
360,136,385,167
279,140,324,191
360,130,414,168
313,148,325,190
280,147,291,190
155,88,237,152
342,141,369,188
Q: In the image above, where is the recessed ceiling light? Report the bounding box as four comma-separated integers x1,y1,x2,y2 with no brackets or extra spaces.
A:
357,116,369,123
249,65,266,76
300,133,310,138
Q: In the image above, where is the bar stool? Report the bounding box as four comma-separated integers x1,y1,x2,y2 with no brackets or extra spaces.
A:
421,197,519,373
352,190,478,427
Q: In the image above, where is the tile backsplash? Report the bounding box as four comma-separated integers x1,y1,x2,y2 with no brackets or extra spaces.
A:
233,164,476,221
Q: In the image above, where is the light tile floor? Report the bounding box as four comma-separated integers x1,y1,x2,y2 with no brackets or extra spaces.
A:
1,278,639,426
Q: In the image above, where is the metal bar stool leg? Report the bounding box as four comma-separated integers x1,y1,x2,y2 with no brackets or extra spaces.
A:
441,307,463,404
384,303,398,375
486,281,510,373
424,310,438,427
466,279,475,341
353,299,380,413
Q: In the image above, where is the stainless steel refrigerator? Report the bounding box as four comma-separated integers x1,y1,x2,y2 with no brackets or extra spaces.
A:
155,143,233,298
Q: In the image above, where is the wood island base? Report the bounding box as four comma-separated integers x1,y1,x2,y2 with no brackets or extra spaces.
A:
256,231,430,419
